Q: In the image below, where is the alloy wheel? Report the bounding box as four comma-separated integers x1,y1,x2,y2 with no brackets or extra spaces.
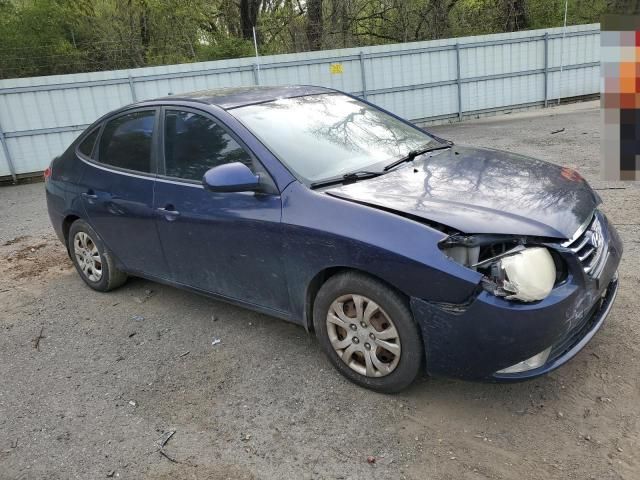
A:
73,231,103,282
326,294,401,377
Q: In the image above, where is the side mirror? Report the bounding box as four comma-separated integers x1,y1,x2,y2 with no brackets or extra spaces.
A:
202,162,262,193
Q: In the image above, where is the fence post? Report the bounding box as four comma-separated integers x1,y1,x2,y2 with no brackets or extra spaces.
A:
0,121,17,183
359,51,368,100
128,74,137,102
543,32,549,107
455,43,462,121
252,64,260,86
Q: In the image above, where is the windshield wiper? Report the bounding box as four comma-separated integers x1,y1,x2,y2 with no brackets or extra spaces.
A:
310,170,382,189
309,141,453,189
383,142,453,172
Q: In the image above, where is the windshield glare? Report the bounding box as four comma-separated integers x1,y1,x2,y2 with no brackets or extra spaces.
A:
231,93,437,183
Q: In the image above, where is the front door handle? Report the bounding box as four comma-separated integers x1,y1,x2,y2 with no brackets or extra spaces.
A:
157,205,180,220
81,190,98,200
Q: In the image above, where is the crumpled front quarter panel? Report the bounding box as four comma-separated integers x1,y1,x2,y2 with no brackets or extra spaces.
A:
280,182,483,323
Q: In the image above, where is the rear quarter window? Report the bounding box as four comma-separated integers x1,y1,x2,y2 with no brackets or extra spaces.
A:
77,127,100,158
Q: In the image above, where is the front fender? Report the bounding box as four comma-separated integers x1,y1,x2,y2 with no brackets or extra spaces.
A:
281,182,482,323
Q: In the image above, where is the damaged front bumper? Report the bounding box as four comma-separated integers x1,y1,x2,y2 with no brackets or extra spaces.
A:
493,274,618,381
410,214,623,381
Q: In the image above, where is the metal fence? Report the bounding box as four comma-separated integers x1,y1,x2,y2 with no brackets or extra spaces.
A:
0,23,600,181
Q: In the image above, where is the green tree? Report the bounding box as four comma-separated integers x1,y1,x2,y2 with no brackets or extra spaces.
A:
0,0,612,79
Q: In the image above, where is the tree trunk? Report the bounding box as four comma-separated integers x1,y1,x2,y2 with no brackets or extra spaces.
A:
306,0,323,50
424,0,458,40
240,0,260,40
503,0,527,32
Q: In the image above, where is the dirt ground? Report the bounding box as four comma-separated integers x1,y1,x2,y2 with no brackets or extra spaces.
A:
1,100,638,480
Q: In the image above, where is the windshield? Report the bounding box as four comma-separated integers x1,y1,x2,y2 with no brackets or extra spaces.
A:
230,93,438,183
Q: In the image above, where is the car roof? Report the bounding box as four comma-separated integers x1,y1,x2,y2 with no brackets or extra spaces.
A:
156,85,334,110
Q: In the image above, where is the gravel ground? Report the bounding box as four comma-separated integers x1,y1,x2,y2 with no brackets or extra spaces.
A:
0,101,638,480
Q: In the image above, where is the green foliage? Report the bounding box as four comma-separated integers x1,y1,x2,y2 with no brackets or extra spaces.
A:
0,0,80,77
527,0,608,29
0,0,609,79
195,36,255,62
449,0,607,36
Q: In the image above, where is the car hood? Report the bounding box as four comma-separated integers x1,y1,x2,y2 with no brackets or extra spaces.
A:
326,146,599,239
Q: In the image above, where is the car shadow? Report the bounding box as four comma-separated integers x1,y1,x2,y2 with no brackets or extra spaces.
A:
117,274,604,412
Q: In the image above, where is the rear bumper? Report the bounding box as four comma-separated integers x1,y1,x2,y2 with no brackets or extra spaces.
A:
411,214,622,381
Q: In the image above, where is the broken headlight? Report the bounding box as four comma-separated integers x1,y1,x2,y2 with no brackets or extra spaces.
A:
442,237,559,302
480,247,556,302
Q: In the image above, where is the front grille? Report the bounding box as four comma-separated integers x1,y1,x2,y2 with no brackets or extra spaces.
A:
562,213,608,278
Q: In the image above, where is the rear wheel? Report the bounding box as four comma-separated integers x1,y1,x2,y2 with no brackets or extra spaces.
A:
313,272,423,393
68,219,127,292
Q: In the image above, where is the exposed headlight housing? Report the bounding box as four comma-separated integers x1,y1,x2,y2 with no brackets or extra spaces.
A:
441,236,558,303
484,247,556,302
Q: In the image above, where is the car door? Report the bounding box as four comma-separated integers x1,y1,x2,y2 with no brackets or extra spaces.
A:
153,106,289,313
79,108,169,278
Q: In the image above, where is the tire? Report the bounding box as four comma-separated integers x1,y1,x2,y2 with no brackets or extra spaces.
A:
313,272,423,393
68,219,127,292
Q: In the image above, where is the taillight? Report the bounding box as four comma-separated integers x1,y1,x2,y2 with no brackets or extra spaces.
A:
43,166,52,181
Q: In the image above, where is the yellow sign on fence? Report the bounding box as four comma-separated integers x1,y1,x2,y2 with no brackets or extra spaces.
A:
329,63,344,74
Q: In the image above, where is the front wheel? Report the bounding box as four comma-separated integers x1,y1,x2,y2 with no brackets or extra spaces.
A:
313,272,423,393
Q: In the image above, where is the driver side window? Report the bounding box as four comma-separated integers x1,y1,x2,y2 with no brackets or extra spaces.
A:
163,109,253,181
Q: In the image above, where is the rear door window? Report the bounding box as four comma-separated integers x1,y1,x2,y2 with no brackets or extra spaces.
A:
163,109,253,181
78,127,100,158
98,110,156,173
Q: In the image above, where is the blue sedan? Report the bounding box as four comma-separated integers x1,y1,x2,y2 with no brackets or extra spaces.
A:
45,86,622,392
